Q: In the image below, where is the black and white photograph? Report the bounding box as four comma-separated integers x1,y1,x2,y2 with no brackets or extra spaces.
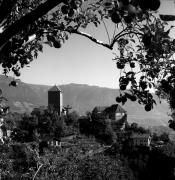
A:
0,0,175,179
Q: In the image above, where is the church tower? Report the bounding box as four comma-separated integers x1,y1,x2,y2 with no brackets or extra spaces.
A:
48,85,63,115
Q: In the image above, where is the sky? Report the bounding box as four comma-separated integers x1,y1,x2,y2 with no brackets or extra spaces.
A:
19,0,175,89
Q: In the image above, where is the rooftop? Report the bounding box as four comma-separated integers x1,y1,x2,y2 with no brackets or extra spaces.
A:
131,133,150,139
104,104,126,114
48,85,62,92
92,104,126,114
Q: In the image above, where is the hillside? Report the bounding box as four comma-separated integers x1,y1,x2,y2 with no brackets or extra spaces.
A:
0,75,170,126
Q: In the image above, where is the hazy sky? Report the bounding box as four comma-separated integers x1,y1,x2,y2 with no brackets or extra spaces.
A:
19,0,175,88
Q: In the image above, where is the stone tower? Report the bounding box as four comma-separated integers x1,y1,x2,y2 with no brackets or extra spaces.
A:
48,85,63,115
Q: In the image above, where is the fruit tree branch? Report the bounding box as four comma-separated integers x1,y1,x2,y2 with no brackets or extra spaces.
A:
43,20,114,49
67,29,142,50
114,31,143,40
109,27,130,48
68,29,113,50
109,30,143,48
0,0,65,50
0,0,18,25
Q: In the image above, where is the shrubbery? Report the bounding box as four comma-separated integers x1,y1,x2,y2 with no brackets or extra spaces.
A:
1,107,175,180
79,114,117,145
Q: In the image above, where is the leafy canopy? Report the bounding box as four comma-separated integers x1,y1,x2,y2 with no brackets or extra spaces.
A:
1,0,175,113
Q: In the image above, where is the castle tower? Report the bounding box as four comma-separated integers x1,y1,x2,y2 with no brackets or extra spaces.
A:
48,85,63,115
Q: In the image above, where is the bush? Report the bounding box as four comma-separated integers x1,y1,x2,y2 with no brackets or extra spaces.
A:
65,111,79,126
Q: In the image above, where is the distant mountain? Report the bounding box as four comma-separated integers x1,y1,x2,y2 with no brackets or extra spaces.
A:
60,83,170,126
0,75,170,126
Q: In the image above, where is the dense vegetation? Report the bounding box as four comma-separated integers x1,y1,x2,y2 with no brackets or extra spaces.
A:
0,106,174,180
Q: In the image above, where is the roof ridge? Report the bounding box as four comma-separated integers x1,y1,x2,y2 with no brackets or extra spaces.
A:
48,85,62,92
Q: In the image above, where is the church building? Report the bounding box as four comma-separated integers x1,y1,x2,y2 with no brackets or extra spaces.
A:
48,85,63,115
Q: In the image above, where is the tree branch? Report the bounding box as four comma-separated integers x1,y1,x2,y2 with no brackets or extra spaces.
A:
0,0,18,25
42,20,114,49
109,27,129,48
115,31,143,40
109,30,143,48
0,0,65,50
68,29,113,50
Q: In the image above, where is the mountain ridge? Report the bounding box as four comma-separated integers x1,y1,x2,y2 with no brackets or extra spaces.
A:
0,75,170,126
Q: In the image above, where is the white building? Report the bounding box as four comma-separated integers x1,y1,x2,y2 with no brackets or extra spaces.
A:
130,133,151,147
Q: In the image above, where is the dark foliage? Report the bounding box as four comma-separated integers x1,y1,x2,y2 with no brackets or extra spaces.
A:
79,114,117,145
125,122,149,134
119,143,175,180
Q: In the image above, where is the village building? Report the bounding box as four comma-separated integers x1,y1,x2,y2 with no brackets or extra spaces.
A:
92,104,127,120
130,133,151,147
92,104,127,131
